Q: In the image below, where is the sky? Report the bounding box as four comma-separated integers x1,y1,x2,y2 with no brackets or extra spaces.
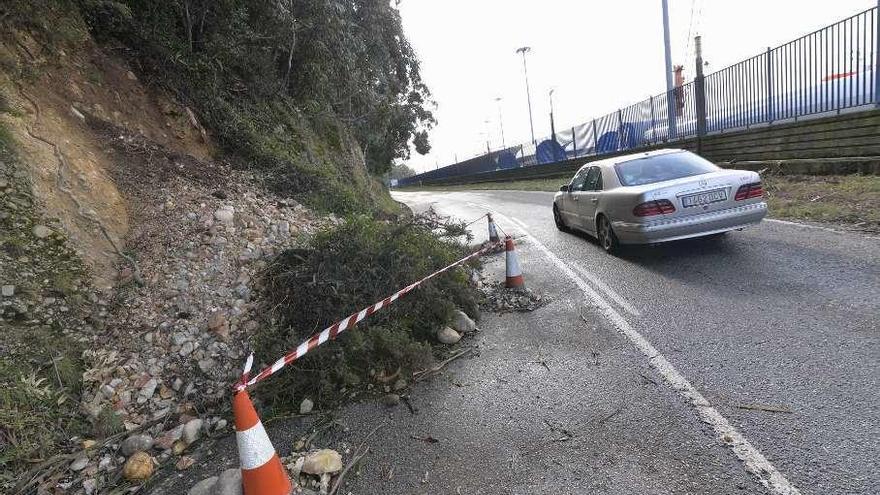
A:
398,0,877,173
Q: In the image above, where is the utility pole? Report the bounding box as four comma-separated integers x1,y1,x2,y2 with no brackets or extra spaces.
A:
549,88,557,140
694,35,707,142
661,0,676,139
516,46,536,145
495,97,506,149
875,0,880,105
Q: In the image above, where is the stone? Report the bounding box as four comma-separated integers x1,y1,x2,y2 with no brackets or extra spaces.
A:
392,378,407,391
188,476,218,495
172,439,188,455
120,434,153,457
182,418,203,444
122,452,154,480
207,311,229,340
176,456,195,470
82,478,97,495
214,206,235,225
380,393,400,407
33,225,52,238
214,419,228,431
216,468,243,495
301,449,343,475
82,439,97,449
179,341,195,356
436,326,461,345
138,378,158,403
70,456,90,471
299,398,314,414
198,358,215,373
451,310,476,333
1,285,14,297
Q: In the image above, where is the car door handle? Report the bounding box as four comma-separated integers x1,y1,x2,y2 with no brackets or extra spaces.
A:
571,195,579,201
591,198,599,204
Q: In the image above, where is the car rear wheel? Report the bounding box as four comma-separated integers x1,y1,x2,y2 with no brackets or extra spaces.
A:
596,215,619,254
553,205,567,231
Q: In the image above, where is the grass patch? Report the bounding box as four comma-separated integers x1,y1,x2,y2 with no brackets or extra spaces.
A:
254,213,480,414
763,175,880,231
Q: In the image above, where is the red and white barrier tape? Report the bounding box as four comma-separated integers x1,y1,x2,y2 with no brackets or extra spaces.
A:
234,241,501,391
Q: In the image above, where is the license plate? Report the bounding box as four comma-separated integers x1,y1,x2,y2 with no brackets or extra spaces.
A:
681,189,727,207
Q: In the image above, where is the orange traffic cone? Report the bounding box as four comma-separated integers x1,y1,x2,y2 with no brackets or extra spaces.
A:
504,236,525,288
234,390,293,495
487,213,500,243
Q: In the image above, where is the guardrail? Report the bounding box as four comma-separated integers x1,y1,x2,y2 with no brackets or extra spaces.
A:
400,6,879,187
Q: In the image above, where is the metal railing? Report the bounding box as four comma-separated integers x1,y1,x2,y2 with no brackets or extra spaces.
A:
401,6,879,186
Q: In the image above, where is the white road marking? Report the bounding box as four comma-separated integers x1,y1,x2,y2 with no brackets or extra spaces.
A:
493,211,801,495
572,264,642,317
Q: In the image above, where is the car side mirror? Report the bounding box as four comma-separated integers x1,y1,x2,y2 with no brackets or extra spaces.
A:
559,185,569,192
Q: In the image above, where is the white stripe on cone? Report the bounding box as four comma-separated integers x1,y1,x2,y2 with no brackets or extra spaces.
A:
237,421,276,470
506,247,522,278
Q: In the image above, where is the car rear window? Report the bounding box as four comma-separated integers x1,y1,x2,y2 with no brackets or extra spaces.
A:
614,152,719,186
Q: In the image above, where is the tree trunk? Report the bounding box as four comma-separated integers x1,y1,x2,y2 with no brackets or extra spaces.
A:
183,0,193,52
281,29,296,94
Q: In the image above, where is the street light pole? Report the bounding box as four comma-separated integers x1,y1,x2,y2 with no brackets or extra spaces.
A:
516,46,536,145
661,0,676,139
494,97,506,149
549,88,556,140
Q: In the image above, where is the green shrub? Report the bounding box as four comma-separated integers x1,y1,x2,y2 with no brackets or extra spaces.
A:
254,212,479,411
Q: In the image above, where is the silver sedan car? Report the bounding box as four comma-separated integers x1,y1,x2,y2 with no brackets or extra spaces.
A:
552,149,768,253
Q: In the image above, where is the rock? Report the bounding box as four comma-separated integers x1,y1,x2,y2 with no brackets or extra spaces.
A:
188,476,218,495
70,456,90,471
299,398,314,414
82,439,96,449
1,285,14,297
214,206,235,225
451,310,476,333
120,434,153,457
216,468,243,495
182,418,203,444
138,378,158,403
172,377,184,391
176,456,195,470
197,358,215,373
122,452,154,480
392,378,407,391
82,478,97,495
214,419,228,431
436,326,461,345
172,439,188,455
33,225,52,238
207,311,229,340
301,449,343,475
380,393,400,407
179,341,195,356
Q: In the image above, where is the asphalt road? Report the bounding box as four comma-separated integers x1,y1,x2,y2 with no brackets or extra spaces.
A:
155,189,878,495
367,189,879,495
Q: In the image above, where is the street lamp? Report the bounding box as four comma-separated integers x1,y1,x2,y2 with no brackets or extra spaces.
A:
494,97,506,149
549,88,556,140
483,119,492,154
516,46,536,145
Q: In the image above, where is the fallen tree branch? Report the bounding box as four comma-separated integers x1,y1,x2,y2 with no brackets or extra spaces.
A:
328,425,381,495
735,403,792,414
413,347,474,382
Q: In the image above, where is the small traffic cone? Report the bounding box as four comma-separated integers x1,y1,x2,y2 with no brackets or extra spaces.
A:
487,213,500,243
234,390,293,495
504,236,525,288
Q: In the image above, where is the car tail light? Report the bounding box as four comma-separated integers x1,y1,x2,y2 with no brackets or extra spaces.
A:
633,199,676,217
735,182,764,200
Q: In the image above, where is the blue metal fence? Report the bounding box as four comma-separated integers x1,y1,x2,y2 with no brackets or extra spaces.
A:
400,6,879,186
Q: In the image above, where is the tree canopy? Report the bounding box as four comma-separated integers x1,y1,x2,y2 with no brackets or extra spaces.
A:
81,0,434,176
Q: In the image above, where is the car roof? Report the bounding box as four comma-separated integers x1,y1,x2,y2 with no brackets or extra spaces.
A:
577,148,686,173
